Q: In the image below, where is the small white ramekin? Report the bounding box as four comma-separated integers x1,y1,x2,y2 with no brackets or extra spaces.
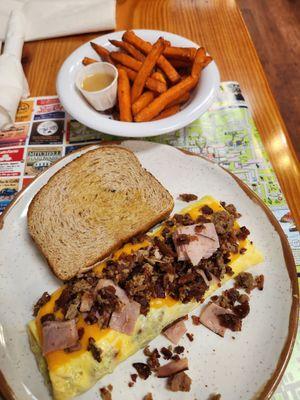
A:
75,62,118,111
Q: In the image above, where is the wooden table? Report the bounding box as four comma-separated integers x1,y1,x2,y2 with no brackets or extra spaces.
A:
22,0,300,227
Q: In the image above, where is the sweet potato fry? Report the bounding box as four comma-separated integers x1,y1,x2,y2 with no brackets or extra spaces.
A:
163,46,197,61
110,52,142,72
168,91,190,108
191,47,206,78
151,71,166,84
123,30,180,84
117,68,132,122
168,59,192,69
131,37,166,103
109,39,145,62
134,75,197,122
82,57,97,66
153,104,180,120
90,42,113,63
117,65,167,93
132,91,156,116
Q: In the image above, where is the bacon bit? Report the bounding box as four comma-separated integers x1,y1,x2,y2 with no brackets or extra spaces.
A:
78,327,84,340
191,315,201,325
87,337,102,362
209,394,222,400
130,373,137,382
174,345,184,354
186,333,194,342
179,193,198,202
175,233,197,245
153,237,176,257
160,347,173,360
168,371,192,392
239,248,247,254
218,313,242,332
128,382,134,388
33,292,51,316
236,226,250,240
211,295,219,302
235,272,254,293
132,362,151,380
255,274,264,290
146,348,161,370
233,302,250,319
143,394,153,400
157,358,189,378
40,313,55,324
201,205,214,215
99,386,112,400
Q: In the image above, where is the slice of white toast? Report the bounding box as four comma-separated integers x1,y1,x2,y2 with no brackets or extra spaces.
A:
28,146,174,280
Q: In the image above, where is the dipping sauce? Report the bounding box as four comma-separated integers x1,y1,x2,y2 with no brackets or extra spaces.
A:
82,73,114,92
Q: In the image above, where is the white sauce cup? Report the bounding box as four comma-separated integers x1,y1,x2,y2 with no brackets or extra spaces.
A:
75,62,118,111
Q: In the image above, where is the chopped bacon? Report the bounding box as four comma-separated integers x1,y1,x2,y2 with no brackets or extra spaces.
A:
163,320,187,344
157,358,188,377
109,300,140,335
199,303,234,337
173,223,219,266
42,319,78,355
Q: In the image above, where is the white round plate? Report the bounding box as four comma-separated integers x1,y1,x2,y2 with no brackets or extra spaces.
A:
0,141,298,400
56,29,220,137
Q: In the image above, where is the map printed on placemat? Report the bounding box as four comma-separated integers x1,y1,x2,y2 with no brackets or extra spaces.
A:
0,82,298,399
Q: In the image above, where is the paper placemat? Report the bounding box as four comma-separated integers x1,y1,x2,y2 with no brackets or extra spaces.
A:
0,81,298,399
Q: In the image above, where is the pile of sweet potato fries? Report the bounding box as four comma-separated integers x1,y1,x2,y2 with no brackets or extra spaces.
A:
82,30,212,122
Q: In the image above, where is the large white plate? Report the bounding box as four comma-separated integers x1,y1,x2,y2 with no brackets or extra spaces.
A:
56,29,220,137
0,141,298,400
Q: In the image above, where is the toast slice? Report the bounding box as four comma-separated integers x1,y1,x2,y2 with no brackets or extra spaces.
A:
28,146,174,280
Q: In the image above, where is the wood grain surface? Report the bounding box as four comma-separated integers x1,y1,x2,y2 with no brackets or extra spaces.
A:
239,0,300,158
22,0,300,227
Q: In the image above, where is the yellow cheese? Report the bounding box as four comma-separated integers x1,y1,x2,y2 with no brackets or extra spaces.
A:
28,195,263,400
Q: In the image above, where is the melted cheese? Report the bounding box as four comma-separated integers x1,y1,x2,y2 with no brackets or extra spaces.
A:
34,195,257,371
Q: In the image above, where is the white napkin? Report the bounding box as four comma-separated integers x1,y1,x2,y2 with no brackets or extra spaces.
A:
0,0,116,41
0,0,116,129
0,10,29,129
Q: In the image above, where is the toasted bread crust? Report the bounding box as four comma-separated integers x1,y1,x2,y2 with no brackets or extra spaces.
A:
28,146,174,280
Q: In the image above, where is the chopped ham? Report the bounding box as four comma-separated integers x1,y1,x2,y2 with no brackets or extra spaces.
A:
157,358,189,377
95,279,129,304
109,300,140,335
163,320,187,344
168,371,192,392
79,291,94,312
173,223,219,266
42,319,78,355
199,303,234,337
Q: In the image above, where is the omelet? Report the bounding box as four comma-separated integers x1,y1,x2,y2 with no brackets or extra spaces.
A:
27,196,263,400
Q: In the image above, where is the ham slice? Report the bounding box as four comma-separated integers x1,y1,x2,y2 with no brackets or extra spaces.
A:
42,319,78,355
163,320,187,344
157,358,189,377
79,291,94,312
199,303,234,337
173,223,219,266
109,300,140,335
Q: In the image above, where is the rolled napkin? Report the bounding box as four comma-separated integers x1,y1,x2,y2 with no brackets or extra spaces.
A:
0,9,29,129
0,0,116,129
